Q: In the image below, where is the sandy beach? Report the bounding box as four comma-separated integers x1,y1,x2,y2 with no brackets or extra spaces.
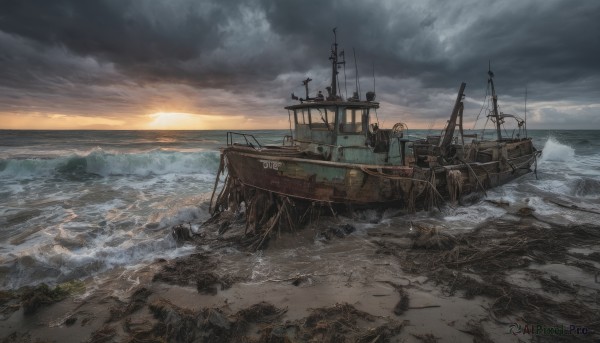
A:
1,200,599,343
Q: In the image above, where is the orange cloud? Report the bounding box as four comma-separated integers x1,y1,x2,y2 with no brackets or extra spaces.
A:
0,113,126,130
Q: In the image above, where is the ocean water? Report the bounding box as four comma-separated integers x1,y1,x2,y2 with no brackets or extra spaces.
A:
1,129,599,289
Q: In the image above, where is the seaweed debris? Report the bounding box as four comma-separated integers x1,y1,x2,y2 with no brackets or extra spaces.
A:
378,218,600,337
88,325,117,343
143,299,287,342
20,280,86,315
117,299,404,343
317,223,356,241
458,320,494,343
152,253,240,295
411,333,439,343
107,287,152,322
300,303,404,343
0,331,54,343
0,290,20,320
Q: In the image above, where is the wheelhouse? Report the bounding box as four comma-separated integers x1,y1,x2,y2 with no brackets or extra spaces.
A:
286,101,378,143
285,101,409,166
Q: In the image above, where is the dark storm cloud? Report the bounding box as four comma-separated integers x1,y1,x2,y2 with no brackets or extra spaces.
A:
0,1,228,62
0,0,231,85
0,0,598,127
260,0,600,94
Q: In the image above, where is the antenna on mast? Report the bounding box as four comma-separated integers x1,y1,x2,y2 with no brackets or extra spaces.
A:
353,48,361,101
366,62,376,102
327,28,345,100
302,78,312,100
342,50,348,99
524,86,528,138
372,62,376,93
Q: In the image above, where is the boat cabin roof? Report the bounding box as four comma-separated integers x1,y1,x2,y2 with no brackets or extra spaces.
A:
285,101,379,110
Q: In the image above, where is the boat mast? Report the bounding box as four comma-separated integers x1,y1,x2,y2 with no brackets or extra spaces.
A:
488,63,502,141
328,28,343,100
440,82,466,152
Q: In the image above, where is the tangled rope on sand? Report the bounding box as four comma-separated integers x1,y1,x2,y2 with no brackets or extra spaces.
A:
446,170,463,204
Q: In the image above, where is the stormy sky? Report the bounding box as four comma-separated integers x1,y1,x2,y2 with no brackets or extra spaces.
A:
0,0,598,130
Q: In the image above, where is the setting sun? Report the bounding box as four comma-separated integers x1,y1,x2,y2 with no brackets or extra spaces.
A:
146,112,206,130
145,112,258,130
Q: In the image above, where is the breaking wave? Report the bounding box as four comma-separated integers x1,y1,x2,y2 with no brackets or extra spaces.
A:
0,149,220,179
539,137,575,163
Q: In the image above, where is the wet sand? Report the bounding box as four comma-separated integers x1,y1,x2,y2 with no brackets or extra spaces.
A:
1,206,599,342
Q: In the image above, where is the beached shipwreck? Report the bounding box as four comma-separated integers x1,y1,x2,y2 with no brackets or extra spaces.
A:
209,31,539,234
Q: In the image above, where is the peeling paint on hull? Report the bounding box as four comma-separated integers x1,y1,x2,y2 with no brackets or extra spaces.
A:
222,140,538,208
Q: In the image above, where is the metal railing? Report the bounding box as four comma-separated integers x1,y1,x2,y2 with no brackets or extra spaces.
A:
227,132,262,150
282,135,294,146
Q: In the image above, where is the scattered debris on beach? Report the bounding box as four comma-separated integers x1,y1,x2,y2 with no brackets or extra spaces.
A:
2,206,599,342
0,280,86,317
372,215,600,338
152,252,240,295
122,299,405,343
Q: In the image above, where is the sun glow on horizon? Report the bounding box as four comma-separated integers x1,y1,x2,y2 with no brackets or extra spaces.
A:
145,112,284,130
146,112,209,130
0,111,292,130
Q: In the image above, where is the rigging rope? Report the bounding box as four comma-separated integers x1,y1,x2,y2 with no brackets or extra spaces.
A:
472,83,490,130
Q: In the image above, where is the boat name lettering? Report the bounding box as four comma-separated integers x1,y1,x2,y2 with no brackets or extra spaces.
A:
259,160,283,170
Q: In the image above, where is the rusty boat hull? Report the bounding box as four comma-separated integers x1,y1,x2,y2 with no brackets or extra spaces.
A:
220,137,537,208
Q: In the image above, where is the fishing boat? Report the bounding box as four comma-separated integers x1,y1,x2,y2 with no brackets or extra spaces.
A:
210,30,539,221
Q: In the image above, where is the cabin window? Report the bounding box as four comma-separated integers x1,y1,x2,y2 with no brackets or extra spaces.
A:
295,108,309,125
309,107,336,130
340,108,366,133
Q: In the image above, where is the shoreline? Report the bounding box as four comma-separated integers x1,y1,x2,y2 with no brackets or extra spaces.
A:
1,206,599,342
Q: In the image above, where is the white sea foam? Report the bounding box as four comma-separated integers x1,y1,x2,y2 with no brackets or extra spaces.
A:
0,171,214,288
531,179,572,196
539,137,575,163
1,183,24,195
443,202,507,226
1,224,197,288
84,150,219,176
0,149,220,179
156,206,209,230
